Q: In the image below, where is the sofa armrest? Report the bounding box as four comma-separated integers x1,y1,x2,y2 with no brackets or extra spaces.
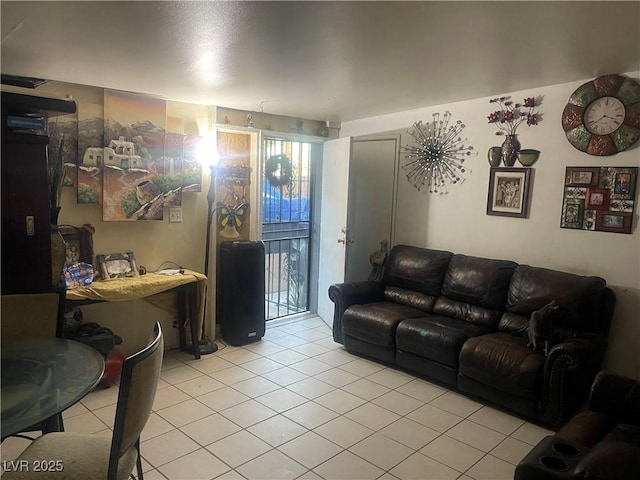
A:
539,335,606,427
328,281,384,344
588,371,640,424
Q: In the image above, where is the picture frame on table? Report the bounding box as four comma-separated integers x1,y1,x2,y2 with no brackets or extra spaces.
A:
96,252,138,279
58,224,95,268
487,167,532,218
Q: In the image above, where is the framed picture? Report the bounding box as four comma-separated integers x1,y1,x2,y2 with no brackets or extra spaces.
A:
565,167,599,187
59,224,95,268
596,212,632,233
585,188,610,210
96,252,138,279
487,167,532,218
610,168,637,199
560,199,584,229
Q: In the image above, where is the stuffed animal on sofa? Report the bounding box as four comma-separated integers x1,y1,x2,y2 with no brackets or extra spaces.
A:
528,300,560,356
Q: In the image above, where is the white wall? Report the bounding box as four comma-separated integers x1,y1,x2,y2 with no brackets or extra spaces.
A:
341,73,640,379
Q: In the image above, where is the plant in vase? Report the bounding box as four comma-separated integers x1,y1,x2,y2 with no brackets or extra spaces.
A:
488,96,542,166
49,135,68,285
49,135,68,216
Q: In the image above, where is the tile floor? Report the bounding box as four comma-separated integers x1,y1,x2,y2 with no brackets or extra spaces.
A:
1,315,554,479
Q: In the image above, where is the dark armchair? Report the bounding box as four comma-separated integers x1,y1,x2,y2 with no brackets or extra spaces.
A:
516,371,640,480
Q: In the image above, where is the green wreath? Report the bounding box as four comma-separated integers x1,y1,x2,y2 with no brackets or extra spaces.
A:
265,154,293,187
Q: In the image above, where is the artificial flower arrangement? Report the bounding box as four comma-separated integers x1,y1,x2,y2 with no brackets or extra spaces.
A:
487,96,542,135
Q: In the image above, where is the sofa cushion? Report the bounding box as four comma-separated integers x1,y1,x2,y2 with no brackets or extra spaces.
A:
385,246,453,296
343,302,425,347
574,436,640,480
432,296,504,330
438,254,517,312
396,316,491,368
504,265,607,333
459,332,545,399
556,410,618,447
383,286,436,312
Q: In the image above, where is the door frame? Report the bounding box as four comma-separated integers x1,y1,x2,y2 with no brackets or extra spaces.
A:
316,136,352,326
257,130,326,320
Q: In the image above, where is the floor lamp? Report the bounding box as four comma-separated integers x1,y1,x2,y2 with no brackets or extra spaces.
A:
188,163,218,355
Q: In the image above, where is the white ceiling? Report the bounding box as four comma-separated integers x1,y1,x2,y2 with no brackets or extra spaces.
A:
2,1,639,123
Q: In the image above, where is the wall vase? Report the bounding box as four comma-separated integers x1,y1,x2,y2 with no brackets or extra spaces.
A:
501,134,521,167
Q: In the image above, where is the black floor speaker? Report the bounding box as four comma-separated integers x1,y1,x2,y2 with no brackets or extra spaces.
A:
218,241,266,346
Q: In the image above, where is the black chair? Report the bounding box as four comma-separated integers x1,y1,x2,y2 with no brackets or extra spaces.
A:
3,322,164,480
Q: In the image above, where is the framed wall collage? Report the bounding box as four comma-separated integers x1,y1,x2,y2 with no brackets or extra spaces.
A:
561,166,637,234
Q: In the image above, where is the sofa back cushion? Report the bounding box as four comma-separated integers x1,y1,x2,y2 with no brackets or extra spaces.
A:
383,286,436,312
382,246,453,311
500,265,607,336
433,254,517,328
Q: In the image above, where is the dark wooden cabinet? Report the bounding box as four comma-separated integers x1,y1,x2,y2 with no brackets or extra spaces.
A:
1,92,76,294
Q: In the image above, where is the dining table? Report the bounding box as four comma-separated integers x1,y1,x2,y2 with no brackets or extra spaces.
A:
1,337,105,439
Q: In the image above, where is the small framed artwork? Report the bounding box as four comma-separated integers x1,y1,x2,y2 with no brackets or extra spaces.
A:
610,168,637,199
613,172,632,195
565,167,599,187
560,199,584,229
96,252,138,280
487,167,532,218
585,188,610,210
596,211,632,233
59,224,95,268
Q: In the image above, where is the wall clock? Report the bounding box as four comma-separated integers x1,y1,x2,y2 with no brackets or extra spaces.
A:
562,74,640,156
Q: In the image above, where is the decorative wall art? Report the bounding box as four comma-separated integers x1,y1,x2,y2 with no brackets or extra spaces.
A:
216,131,252,243
77,102,104,205
487,95,542,167
73,90,204,219
486,167,532,218
562,74,640,156
102,89,169,221
265,154,293,188
401,111,475,194
561,166,637,234
216,198,249,239
165,115,203,194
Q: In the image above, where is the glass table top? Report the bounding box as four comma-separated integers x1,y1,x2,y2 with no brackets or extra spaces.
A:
1,337,105,438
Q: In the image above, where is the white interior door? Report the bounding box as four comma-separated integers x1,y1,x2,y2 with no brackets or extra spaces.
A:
345,136,399,282
317,136,351,327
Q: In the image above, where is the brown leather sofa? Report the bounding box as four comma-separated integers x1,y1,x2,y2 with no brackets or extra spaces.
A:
515,371,640,479
329,245,616,428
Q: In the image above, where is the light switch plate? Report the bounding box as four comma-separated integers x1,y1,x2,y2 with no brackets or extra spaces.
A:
169,207,182,223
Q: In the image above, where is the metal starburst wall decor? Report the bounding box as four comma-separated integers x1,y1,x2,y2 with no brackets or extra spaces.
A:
401,111,475,194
